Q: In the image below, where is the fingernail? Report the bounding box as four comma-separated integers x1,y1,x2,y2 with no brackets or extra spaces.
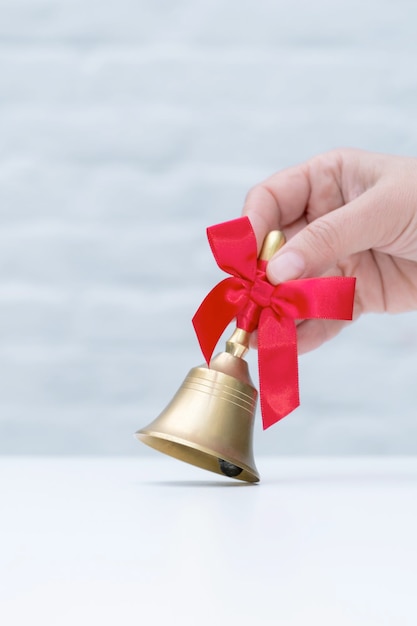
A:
268,251,305,283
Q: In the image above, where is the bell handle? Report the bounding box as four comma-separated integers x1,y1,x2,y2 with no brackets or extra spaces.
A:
259,230,286,261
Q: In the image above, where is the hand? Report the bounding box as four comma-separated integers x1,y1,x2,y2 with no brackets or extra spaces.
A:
243,148,417,353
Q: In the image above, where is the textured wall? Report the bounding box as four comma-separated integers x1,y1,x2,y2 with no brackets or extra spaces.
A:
1,0,417,455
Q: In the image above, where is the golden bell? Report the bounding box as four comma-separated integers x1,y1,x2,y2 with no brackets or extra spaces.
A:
135,229,286,483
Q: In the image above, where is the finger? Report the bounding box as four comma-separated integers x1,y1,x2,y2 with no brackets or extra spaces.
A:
296,319,352,354
242,163,311,252
267,185,392,283
243,151,348,251
249,329,258,349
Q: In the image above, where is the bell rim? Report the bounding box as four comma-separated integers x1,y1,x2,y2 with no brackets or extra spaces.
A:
135,428,260,483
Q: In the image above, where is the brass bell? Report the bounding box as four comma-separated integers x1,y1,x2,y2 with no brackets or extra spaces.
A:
135,229,285,482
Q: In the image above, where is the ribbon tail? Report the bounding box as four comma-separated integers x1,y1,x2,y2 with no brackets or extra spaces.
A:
274,277,356,320
192,277,244,365
258,308,300,429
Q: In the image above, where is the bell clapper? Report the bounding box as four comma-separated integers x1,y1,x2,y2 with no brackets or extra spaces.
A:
218,459,243,477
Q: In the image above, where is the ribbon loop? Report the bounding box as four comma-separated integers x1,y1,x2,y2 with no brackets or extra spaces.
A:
192,217,356,429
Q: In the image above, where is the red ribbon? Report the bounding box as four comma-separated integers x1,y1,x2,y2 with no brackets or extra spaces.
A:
192,216,356,430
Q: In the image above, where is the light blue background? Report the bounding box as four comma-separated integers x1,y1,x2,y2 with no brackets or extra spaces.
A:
1,0,417,456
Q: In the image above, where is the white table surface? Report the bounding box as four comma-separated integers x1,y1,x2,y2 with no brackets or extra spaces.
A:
1,455,417,626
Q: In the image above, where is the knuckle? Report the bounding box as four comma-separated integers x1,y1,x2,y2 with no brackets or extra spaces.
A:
306,217,342,258
309,149,343,176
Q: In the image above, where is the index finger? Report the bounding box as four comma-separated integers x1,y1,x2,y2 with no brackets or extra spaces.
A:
242,163,311,252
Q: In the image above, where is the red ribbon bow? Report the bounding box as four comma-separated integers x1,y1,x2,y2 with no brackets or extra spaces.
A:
192,216,356,429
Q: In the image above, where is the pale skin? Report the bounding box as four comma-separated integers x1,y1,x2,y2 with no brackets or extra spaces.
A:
242,148,417,354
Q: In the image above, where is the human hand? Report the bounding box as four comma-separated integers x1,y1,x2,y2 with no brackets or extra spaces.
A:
243,148,417,353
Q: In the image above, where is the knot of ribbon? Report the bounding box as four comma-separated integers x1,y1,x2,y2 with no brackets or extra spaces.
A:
192,216,356,429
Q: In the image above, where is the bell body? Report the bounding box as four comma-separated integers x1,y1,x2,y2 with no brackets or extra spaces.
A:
135,230,286,482
136,353,259,483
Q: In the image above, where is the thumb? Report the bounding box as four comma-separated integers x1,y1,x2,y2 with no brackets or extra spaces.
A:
267,187,387,282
